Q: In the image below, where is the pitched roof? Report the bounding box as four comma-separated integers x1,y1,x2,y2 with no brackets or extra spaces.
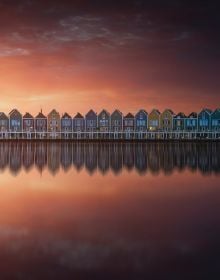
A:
9,109,21,116
0,112,8,119
98,109,110,117
35,111,46,118
86,109,97,117
111,109,123,116
62,112,71,119
124,112,134,118
163,109,174,115
149,109,160,115
188,112,197,118
174,112,186,118
74,112,84,119
23,112,33,119
200,108,212,114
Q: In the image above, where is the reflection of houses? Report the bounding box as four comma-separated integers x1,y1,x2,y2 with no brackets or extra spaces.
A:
0,112,9,136
98,109,110,132
61,113,72,138
22,142,34,171
48,109,61,138
35,142,47,172
211,108,220,131
123,143,134,170
123,113,135,132
61,142,72,171
85,143,98,174
110,143,123,174
47,142,60,175
85,110,97,132
134,144,147,174
98,143,110,174
110,110,123,132
73,113,85,132
148,109,160,131
0,142,9,170
173,112,186,131
185,112,197,131
35,110,47,137
72,143,84,170
147,143,160,173
9,142,22,175
135,110,148,132
160,109,174,131
198,109,212,132
9,109,22,133
23,112,34,138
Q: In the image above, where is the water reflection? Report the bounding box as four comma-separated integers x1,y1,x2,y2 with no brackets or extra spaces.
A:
0,141,219,176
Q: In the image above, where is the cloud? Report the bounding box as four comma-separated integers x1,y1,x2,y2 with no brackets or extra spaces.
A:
0,47,30,57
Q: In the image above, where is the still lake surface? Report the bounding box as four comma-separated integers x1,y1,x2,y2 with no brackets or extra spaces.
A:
0,141,220,279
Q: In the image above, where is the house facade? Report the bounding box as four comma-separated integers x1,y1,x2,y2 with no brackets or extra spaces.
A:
85,110,97,132
9,109,22,132
148,109,160,131
73,113,85,132
211,109,220,131
185,112,198,131
123,113,135,132
61,113,72,137
0,112,9,134
98,109,110,132
48,109,61,136
23,112,34,133
160,109,174,131
173,113,186,131
110,110,123,132
198,109,212,131
35,111,47,136
135,110,148,131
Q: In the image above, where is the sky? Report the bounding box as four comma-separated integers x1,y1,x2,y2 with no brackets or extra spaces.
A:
0,0,219,116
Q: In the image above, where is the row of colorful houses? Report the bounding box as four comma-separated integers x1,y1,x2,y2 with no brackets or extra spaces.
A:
0,108,219,134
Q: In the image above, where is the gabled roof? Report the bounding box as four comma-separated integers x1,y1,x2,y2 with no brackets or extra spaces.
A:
35,111,47,119
135,109,148,117
149,109,160,115
0,112,9,119
48,109,59,116
9,109,21,116
74,112,84,119
200,108,212,114
62,112,71,119
212,108,220,114
85,109,97,117
162,109,175,115
174,112,186,118
23,112,34,119
188,112,197,118
111,109,123,116
98,109,110,117
124,112,134,119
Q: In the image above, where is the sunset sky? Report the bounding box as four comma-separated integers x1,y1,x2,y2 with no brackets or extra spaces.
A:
0,0,219,115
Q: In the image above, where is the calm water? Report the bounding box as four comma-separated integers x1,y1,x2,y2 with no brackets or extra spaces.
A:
0,142,220,279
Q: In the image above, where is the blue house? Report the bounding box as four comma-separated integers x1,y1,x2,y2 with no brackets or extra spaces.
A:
211,108,220,131
9,109,22,132
98,109,110,132
185,112,198,131
135,109,148,131
198,109,212,131
173,112,186,131
73,112,85,132
85,109,97,132
61,112,72,138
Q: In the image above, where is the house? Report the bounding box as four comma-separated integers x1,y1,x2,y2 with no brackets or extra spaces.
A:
61,112,72,138
35,110,47,137
211,108,220,131
73,112,85,132
185,112,198,131
48,109,61,138
173,112,186,131
0,112,9,135
110,109,123,132
123,113,135,132
135,109,148,131
160,109,174,131
148,109,160,131
98,109,110,132
9,109,22,133
23,112,34,134
198,108,212,131
85,109,97,132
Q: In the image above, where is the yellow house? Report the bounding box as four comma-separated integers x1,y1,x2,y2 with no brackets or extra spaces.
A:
160,109,174,131
148,109,160,131
47,109,61,134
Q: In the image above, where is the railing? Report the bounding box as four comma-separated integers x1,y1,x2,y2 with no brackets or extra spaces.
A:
0,131,219,140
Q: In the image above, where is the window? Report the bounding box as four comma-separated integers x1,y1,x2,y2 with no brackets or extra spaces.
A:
137,120,146,126
11,119,20,126
199,119,208,126
149,120,158,126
